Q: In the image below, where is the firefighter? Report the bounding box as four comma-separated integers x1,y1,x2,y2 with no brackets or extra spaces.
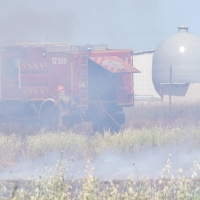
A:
55,85,75,129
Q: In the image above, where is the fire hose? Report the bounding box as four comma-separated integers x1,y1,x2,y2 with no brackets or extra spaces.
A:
0,98,56,121
0,106,54,120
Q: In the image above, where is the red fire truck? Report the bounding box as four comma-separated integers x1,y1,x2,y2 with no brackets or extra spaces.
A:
0,43,140,132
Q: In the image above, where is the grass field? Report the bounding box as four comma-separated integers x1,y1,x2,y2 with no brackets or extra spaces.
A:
1,101,200,199
124,101,200,128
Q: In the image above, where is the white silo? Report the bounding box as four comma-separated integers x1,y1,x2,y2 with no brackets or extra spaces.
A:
152,26,200,98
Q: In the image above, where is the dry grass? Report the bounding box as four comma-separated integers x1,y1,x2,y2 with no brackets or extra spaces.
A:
124,101,200,128
1,160,200,199
0,102,200,199
0,125,200,169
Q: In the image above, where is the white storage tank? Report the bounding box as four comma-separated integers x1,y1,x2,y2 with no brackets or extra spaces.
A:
152,26,200,97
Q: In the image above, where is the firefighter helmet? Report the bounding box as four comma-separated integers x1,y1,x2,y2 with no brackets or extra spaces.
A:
57,85,64,92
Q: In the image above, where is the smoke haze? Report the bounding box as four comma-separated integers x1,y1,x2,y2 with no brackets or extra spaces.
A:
1,145,200,181
1,0,200,51
1,0,200,181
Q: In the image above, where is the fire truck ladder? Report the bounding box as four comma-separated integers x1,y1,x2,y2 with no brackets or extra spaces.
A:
78,53,88,108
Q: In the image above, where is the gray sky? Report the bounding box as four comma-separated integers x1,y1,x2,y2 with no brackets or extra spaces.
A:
0,0,200,52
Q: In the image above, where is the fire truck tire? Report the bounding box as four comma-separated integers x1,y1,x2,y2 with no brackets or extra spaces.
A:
104,112,125,133
39,99,58,130
91,112,125,133
92,115,104,133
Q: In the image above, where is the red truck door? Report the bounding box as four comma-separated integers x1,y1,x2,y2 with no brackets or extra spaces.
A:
1,53,20,99
89,55,140,105
116,73,133,105
48,54,71,98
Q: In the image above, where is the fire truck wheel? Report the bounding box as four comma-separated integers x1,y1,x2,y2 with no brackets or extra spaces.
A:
92,112,125,133
41,107,58,130
105,112,125,133
92,116,104,133
90,105,125,133
39,101,58,130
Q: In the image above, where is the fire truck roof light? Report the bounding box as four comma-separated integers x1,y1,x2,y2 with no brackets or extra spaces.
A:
42,52,47,57
86,47,92,52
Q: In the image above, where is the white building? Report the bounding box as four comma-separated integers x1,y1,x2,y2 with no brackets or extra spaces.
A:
133,51,161,101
